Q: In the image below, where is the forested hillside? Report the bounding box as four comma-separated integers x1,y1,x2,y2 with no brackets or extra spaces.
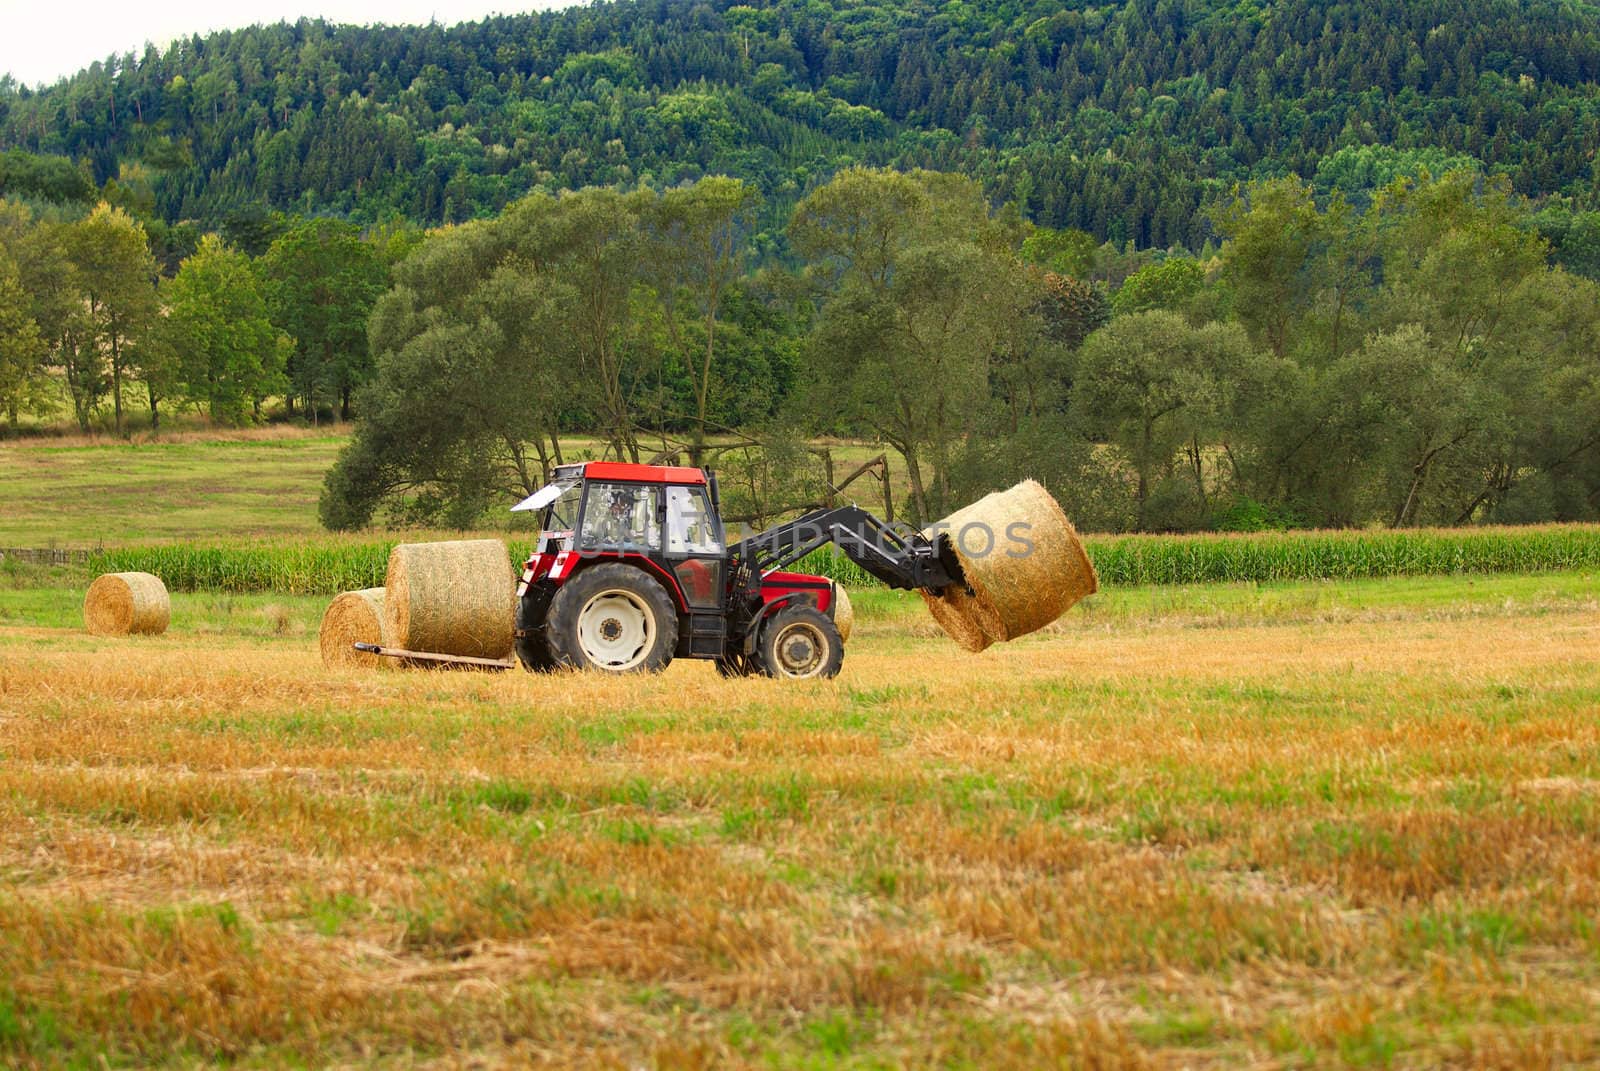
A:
5,0,1600,532
6,0,1600,247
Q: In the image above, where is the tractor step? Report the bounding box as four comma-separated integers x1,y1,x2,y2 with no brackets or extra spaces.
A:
352,642,518,671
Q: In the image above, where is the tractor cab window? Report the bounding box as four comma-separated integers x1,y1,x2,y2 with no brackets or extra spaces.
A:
666,486,722,555
579,482,661,552
542,481,582,535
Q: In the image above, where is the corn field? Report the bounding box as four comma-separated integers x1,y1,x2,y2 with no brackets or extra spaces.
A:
86,540,400,596
1088,524,1600,586
85,524,1600,596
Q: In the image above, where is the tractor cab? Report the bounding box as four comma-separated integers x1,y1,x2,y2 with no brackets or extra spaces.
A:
513,461,728,607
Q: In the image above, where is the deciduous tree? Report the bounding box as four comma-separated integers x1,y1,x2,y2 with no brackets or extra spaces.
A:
322,209,571,528
258,218,387,422
164,235,289,425
791,168,1036,522
1112,257,1205,317
1073,311,1263,530
646,176,760,464
0,251,45,432
60,203,158,436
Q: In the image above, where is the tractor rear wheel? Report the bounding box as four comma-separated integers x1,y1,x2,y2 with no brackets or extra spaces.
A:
756,605,843,680
545,563,678,673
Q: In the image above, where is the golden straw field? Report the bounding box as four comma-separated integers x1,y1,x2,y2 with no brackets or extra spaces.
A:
2,575,1598,1067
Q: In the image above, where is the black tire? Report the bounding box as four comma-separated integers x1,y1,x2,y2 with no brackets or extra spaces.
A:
514,594,557,673
756,605,844,680
544,562,678,673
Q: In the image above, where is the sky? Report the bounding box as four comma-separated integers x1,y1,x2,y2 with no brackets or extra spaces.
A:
0,0,572,88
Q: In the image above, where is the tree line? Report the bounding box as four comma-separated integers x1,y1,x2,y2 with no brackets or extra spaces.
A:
0,201,408,434
318,166,1600,532
8,0,1600,250
4,165,1599,532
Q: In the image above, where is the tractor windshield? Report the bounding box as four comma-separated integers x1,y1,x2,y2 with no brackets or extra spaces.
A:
542,480,582,535
579,482,662,552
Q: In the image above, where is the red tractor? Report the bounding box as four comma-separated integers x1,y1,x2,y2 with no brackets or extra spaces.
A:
508,461,958,679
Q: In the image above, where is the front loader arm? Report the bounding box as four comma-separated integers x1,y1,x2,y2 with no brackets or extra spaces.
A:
730,506,957,592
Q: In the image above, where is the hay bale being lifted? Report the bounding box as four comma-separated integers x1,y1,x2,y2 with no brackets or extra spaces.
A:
84,572,170,636
920,479,1097,650
383,539,515,659
319,588,394,669
921,582,996,654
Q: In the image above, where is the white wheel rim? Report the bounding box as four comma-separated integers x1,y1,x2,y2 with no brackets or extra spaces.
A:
772,621,828,678
577,589,655,670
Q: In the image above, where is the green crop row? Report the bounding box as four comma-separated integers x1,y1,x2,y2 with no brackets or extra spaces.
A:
1085,524,1600,587
84,539,881,596
85,524,1600,596
86,540,399,596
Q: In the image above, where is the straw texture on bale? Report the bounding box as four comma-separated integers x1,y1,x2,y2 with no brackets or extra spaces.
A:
83,572,170,636
832,584,855,642
920,479,1097,650
383,539,515,659
921,584,996,653
319,588,393,669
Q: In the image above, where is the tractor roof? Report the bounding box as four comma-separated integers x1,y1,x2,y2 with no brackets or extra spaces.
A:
560,461,708,485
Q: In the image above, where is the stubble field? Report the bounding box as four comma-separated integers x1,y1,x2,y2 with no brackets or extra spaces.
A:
2,574,1598,1067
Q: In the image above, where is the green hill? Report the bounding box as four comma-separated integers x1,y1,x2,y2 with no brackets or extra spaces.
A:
5,0,1600,246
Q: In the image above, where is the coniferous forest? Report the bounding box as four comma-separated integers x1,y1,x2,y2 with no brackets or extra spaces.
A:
7,0,1600,247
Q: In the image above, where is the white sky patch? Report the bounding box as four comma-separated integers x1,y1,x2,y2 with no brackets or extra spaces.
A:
0,0,573,89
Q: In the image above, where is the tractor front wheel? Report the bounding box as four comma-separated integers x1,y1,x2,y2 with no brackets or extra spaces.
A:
545,563,678,673
757,605,843,680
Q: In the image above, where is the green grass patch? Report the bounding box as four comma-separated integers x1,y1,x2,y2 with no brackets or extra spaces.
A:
0,434,350,545
0,587,327,637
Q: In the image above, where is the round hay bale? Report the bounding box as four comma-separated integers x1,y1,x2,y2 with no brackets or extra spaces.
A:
383,539,515,659
918,585,995,653
832,583,855,643
84,572,170,636
319,588,393,669
924,479,1097,647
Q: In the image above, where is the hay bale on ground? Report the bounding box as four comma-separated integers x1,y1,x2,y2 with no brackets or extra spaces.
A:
319,588,393,669
383,539,515,659
832,584,855,643
920,479,1097,649
84,572,170,636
